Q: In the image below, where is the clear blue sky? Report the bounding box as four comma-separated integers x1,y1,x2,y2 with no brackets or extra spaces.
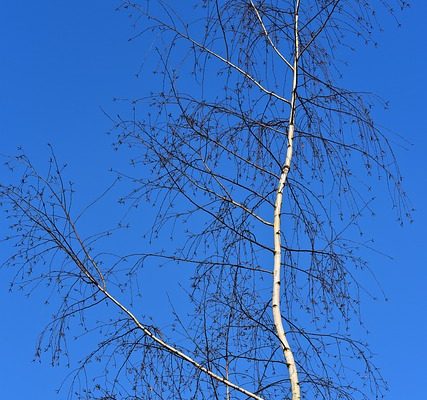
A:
0,1,426,398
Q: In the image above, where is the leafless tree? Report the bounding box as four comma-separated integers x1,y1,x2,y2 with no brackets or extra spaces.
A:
1,1,411,400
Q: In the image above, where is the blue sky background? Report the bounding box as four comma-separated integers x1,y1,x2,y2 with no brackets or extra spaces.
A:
0,1,426,398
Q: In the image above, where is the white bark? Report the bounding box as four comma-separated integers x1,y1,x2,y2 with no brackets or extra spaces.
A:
272,1,301,400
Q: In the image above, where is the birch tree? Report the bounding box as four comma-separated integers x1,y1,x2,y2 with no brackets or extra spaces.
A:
1,1,410,400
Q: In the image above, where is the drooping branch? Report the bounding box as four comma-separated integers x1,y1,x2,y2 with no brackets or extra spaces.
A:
0,156,264,400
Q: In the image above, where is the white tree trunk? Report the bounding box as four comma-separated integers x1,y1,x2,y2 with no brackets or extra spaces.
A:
272,1,301,399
